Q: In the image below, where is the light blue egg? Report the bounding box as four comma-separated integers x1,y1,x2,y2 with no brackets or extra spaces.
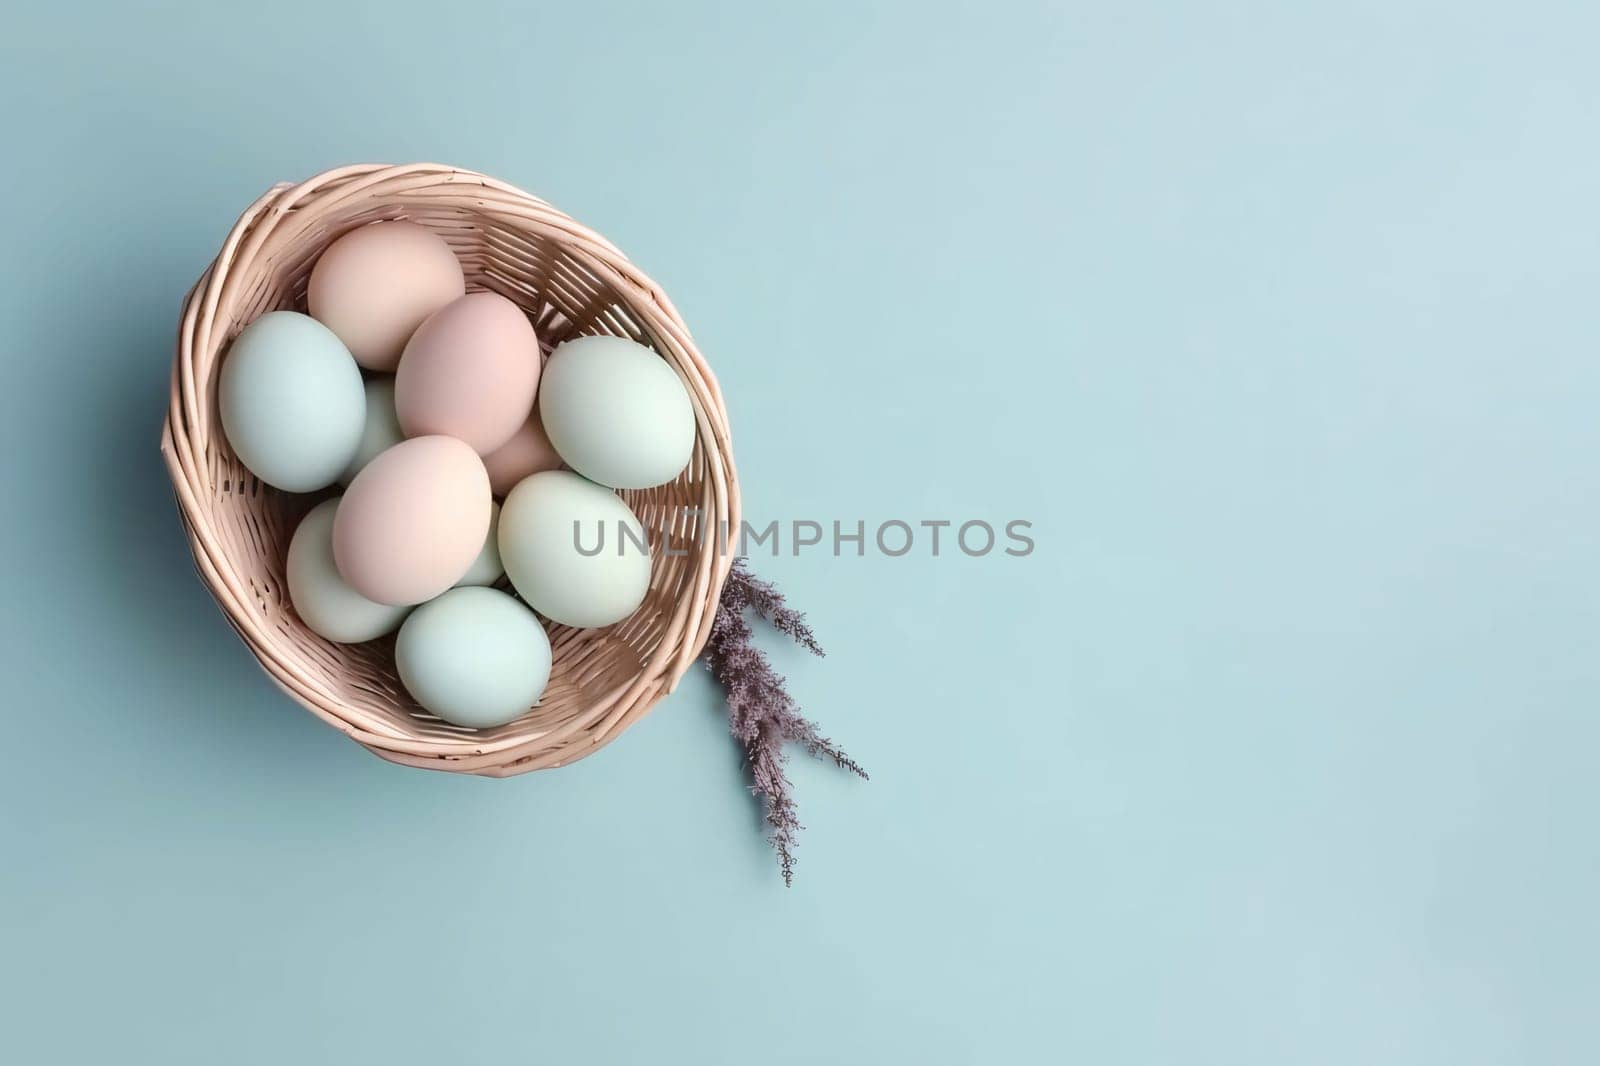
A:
219,311,365,492
395,587,551,729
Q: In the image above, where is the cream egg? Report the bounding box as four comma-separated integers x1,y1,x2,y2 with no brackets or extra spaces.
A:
286,499,409,643
307,221,465,371
333,436,491,606
539,335,695,489
481,408,563,496
498,470,652,628
219,311,365,492
395,587,551,729
394,292,540,455
338,377,405,486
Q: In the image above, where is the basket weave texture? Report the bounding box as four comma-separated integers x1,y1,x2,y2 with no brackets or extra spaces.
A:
160,163,739,776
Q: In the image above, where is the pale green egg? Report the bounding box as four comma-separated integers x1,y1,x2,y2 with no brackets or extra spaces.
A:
498,470,651,628
395,586,551,729
538,335,695,490
286,499,409,643
338,377,405,486
454,501,505,588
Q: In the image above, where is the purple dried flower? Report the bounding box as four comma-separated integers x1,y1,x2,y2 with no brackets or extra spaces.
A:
703,560,866,884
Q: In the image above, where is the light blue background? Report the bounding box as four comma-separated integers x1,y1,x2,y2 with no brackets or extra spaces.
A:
2,2,1597,1062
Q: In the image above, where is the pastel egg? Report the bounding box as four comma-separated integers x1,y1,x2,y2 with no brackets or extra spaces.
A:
395,292,540,455
286,499,409,643
539,335,695,489
307,221,465,371
482,409,563,496
499,470,652,628
338,377,405,486
396,587,551,729
333,436,491,606
455,501,505,587
219,311,365,492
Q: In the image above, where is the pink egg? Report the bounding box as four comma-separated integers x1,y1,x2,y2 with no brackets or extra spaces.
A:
394,292,541,455
333,436,491,606
482,408,564,496
308,222,465,372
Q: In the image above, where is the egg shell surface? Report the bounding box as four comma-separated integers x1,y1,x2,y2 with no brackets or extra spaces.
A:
395,587,552,729
333,436,491,606
286,499,410,643
455,501,505,587
482,408,564,496
538,335,696,489
338,377,405,486
498,470,652,628
394,292,541,455
218,311,366,492
307,221,465,371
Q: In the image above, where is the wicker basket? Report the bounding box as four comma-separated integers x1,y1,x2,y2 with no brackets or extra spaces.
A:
160,163,739,776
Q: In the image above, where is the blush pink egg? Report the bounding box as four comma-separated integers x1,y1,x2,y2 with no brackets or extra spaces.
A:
394,292,541,455
333,436,491,606
308,222,465,372
482,409,564,496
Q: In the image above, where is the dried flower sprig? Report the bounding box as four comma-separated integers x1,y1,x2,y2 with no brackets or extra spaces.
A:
703,560,867,884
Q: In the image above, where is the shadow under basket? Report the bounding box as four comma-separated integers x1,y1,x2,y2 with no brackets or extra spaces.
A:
160,163,740,777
